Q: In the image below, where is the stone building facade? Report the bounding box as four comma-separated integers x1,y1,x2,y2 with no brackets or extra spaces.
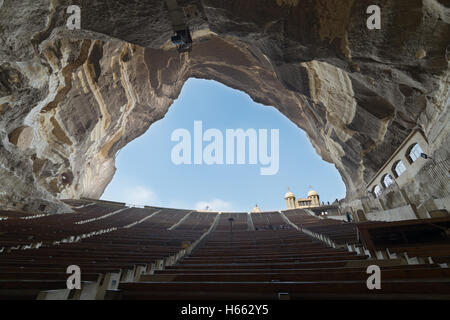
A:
284,190,320,210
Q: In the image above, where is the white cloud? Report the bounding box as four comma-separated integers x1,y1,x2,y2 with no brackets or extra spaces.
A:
194,199,233,212
122,186,158,206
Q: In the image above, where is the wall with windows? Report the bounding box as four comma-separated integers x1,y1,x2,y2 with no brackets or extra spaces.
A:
341,129,449,222
367,130,430,200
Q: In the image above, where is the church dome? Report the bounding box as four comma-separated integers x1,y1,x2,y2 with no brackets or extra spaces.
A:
308,190,318,197
284,192,295,199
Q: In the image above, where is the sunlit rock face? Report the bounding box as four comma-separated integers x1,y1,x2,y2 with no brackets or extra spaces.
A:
0,0,448,213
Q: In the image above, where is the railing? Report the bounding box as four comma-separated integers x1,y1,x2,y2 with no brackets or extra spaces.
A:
126,204,145,209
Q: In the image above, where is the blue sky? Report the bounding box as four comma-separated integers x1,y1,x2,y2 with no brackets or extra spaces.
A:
101,79,346,211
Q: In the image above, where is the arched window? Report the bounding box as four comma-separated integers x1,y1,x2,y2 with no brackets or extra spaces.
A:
393,160,406,178
382,174,394,188
373,185,382,198
407,143,424,163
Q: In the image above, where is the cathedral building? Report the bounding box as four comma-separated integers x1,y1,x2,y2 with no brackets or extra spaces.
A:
284,190,321,210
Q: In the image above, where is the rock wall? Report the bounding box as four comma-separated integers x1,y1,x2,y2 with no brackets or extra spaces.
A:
0,0,448,213
366,205,419,222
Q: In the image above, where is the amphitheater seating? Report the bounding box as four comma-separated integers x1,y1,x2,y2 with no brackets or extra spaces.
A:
172,211,217,232
252,211,289,230
215,212,249,231
118,209,450,299
0,202,449,300
0,210,39,219
283,209,330,227
0,201,198,299
121,224,450,299
305,223,359,245
0,204,148,248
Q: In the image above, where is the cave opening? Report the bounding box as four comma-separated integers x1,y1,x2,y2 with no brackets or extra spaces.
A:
100,78,346,211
